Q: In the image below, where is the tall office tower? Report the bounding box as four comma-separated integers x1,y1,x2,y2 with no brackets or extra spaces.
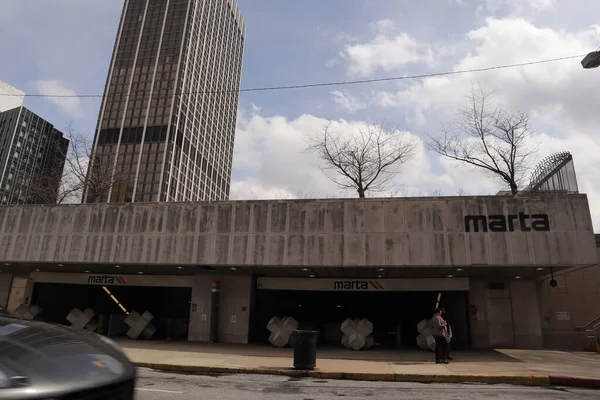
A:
84,0,245,203
0,106,69,205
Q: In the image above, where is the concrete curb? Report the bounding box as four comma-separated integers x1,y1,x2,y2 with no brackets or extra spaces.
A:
549,376,600,389
134,362,555,387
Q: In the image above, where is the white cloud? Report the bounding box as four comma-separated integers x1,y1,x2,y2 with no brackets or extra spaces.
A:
485,0,556,15
250,102,261,114
342,33,433,77
0,80,24,112
231,110,508,202
326,58,340,68
338,17,600,229
330,91,367,113
371,19,395,32
373,18,600,129
30,80,82,118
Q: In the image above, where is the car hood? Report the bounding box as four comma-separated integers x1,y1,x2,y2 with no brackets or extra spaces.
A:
0,316,135,396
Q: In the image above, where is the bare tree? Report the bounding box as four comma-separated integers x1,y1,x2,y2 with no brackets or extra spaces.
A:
27,127,130,204
308,121,417,198
427,85,537,195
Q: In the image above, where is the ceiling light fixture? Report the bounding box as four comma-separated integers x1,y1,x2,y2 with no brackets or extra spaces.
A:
137,272,144,275
35,269,41,272
4,263,9,266
301,268,310,272
85,270,90,273
515,276,522,279
309,274,316,278
457,268,464,272
536,267,544,271
230,267,238,271
177,266,184,270
447,274,454,278
377,268,385,272
115,265,122,268
57,264,64,267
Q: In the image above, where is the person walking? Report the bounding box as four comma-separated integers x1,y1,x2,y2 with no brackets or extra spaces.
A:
431,308,448,364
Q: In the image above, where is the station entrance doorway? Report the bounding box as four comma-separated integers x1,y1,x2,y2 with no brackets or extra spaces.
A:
29,272,192,340
251,277,470,349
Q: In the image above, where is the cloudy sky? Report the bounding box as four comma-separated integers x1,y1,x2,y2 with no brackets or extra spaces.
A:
0,0,599,230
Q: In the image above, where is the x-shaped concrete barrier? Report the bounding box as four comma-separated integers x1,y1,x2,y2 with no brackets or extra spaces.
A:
11,304,42,320
416,318,435,351
341,318,374,351
267,316,298,347
66,307,98,331
125,310,157,340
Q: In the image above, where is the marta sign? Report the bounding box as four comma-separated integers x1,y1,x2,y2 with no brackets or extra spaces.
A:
464,213,550,233
87,275,128,285
333,280,384,290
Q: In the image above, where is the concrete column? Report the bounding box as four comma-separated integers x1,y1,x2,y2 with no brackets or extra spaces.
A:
6,275,32,312
188,274,252,343
536,280,554,348
510,280,543,349
468,280,490,348
0,273,13,309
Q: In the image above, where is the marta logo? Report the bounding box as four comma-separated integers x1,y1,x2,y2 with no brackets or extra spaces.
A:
87,275,127,285
464,213,550,233
333,280,384,290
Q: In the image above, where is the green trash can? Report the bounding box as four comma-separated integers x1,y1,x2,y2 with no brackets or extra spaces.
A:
292,330,318,370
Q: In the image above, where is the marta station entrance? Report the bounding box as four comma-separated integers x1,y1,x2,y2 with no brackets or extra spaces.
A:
251,277,471,349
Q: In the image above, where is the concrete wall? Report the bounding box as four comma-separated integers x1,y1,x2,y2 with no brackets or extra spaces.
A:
188,275,252,343
510,281,543,349
0,195,595,268
469,279,543,349
539,263,600,349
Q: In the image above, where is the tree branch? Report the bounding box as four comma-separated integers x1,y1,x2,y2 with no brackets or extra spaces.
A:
427,84,537,194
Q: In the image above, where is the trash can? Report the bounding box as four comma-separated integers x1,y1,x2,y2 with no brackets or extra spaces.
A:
292,330,318,370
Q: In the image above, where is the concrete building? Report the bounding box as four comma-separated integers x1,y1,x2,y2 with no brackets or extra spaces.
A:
0,81,24,112
539,234,600,349
85,0,245,204
0,195,597,349
0,106,69,205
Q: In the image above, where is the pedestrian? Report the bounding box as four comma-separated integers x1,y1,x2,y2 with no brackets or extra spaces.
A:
430,308,448,364
441,308,453,360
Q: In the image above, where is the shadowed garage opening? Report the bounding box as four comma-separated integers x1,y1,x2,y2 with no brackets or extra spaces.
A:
31,283,192,340
251,289,469,349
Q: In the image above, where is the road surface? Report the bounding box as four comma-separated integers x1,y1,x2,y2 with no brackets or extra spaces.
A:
135,368,597,399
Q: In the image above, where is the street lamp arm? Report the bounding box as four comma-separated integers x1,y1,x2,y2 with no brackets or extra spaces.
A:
581,49,600,69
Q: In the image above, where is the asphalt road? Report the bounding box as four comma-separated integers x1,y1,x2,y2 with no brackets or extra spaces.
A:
135,368,598,400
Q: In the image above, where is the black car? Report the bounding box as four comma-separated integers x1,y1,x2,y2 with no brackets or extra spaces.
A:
0,313,136,399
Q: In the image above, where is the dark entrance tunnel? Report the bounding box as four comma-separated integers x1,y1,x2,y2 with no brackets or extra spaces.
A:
252,289,469,349
31,283,192,340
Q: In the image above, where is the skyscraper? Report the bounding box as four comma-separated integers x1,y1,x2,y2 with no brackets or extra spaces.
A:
85,0,245,203
0,106,68,205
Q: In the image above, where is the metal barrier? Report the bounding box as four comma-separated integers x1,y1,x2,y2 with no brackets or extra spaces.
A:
578,315,600,353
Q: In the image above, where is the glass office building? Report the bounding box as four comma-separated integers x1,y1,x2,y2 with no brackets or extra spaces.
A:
85,0,245,203
0,106,68,205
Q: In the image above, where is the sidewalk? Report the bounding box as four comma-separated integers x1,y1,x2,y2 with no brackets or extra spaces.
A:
117,340,600,389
